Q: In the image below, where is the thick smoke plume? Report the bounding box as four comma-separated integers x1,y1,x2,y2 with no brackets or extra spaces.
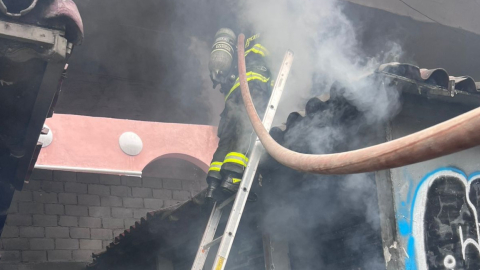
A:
236,0,402,124
233,0,403,269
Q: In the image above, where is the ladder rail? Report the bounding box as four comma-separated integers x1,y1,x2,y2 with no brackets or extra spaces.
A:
192,195,236,270
191,201,223,270
211,50,295,270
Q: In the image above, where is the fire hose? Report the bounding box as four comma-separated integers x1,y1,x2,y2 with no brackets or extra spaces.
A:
237,33,480,174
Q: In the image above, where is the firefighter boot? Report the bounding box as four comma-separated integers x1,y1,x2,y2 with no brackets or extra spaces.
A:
220,162,244,194
221,163,257,201
205,176,221,201
220,174,258,202
220,173,258,202
220,172,243,194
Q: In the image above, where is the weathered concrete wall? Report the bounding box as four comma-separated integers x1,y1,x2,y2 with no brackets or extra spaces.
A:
0,166,206,269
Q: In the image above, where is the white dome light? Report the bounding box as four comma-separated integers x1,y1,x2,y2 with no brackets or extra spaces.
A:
119,132,143,156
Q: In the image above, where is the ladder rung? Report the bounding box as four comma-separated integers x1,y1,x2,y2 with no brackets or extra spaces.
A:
203,235,223,250
216,195,236,210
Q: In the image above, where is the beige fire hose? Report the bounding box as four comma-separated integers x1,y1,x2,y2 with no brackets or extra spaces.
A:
237,34,480,174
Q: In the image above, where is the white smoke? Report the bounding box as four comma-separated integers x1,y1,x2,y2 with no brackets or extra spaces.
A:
235,0,402,124
231,0,402,268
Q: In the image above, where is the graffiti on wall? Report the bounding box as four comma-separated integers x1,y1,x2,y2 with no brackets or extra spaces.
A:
398,168,480,270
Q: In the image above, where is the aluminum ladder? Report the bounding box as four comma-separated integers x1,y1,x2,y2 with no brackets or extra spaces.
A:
191,50,294,270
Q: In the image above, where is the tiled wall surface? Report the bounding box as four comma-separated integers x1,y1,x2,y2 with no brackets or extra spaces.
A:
0,169,206,267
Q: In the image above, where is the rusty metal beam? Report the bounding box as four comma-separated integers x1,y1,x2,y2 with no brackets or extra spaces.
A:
0,20,57,45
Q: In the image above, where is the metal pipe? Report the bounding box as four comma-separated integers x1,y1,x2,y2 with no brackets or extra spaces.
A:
237,33,480,174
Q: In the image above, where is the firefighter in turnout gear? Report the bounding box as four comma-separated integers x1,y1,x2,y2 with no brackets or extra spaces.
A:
205,29,272,201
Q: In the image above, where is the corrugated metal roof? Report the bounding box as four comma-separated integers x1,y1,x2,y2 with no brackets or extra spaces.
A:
88,191,208,269
377,62,480,105
379,62,479,92
267,62,480,151
89,188,264,270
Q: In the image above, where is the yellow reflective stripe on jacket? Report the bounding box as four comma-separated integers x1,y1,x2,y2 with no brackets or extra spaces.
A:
225,72,270,101
223,152,249,167
208,161,223,172
225,152,249,163
245,44,269,57
223,158,248,167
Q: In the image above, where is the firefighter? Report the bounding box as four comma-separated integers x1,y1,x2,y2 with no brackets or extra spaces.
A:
205,28,272,201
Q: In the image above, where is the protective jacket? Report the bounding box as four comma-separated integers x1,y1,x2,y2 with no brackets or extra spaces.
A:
206,32,272,192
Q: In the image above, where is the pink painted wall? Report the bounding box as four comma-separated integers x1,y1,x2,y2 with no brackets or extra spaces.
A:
37,114,218,173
